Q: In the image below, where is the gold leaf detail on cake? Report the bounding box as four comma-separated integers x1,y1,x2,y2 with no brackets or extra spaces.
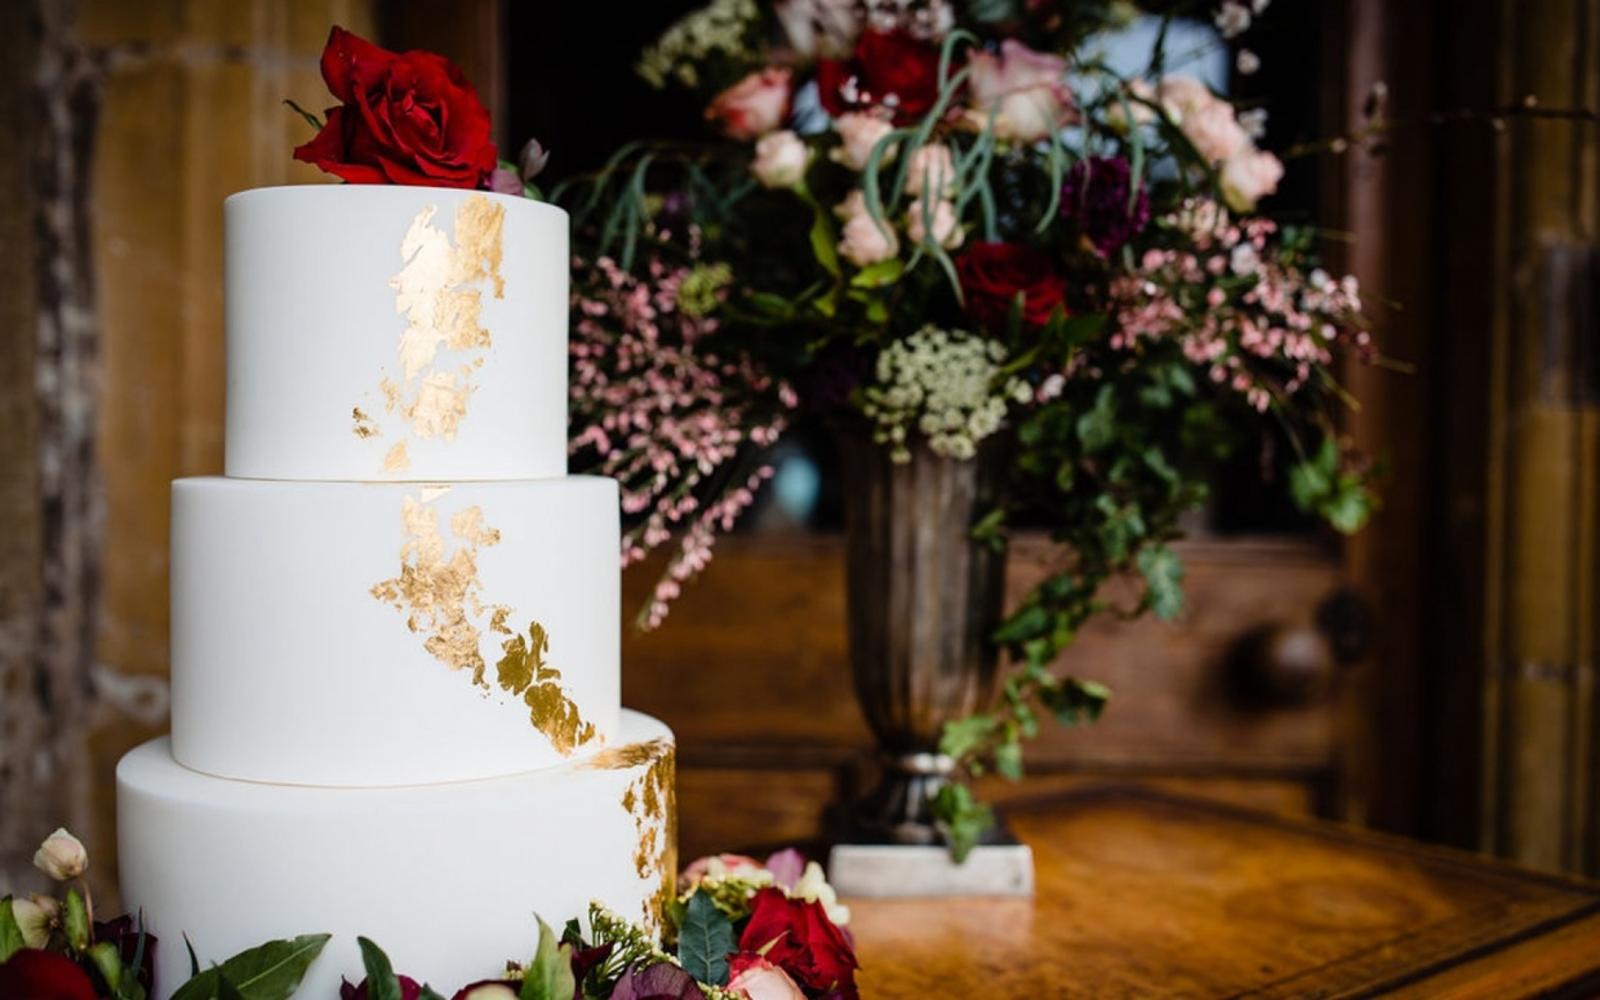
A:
493,621,597,756
419,484,452,503
363,194,506,470
352,407,380,439
383,441,410,473
370,495,501,685
606,739,677,933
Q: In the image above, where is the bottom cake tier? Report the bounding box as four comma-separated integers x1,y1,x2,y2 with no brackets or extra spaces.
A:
117,710,675,1000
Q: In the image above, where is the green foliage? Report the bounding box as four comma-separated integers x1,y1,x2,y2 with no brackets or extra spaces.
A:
356,938,402,1000
521,918,577,1000
63,887,90,952
0,897,24,963
678,892,734,986
930,784,995,863
169,934,332,1000
1290,437,1374,534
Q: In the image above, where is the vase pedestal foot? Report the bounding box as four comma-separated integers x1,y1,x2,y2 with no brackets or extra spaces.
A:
826,842,1036,898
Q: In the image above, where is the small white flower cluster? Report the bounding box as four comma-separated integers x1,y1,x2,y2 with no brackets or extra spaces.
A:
637,0,759,89
861,326,1029,462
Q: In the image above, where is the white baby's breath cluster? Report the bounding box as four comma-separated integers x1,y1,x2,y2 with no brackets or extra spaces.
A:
862,326,1028,462
637,0,759,89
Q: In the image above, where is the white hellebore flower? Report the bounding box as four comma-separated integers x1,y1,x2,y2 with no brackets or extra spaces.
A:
33,827,87,881
838,210,899,267
904,142,957,198
830,111,895,171
905,198,964,250
751,130,810,189
12,895,60,948
792,860,852,927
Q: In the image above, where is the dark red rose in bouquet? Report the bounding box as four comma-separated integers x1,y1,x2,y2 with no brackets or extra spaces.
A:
0,949,99,1000
956,242,1069,332
739,887,859,999
294,26,498,188
817,30,944,125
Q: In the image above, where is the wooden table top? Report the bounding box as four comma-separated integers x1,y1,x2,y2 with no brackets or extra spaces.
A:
845,786,1600,998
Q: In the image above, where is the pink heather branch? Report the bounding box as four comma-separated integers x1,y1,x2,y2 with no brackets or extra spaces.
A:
569,241,794,628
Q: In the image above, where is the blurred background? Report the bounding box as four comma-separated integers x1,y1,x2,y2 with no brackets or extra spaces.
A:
0,0,1596,907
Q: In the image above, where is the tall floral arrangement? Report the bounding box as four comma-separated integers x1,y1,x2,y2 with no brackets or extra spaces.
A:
559,0,1380,853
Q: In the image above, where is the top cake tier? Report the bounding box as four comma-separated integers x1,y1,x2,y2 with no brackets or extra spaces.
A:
224,185,569,481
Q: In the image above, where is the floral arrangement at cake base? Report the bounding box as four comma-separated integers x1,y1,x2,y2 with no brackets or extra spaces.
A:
1,828,854,1000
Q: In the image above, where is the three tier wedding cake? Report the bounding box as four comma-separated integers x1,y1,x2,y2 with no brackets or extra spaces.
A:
115,184,675,998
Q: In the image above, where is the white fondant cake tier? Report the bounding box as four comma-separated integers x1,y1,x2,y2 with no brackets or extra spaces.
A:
169,475,619,786
224,185,569,482
119,712,676,1000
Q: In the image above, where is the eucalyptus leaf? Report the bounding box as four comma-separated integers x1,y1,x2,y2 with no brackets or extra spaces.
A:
169,934,332,1000
678,891,734,986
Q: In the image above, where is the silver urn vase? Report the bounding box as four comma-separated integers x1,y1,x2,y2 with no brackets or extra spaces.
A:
834,422,1009,845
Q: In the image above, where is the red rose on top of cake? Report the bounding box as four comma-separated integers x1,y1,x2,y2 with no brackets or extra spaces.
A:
293,26,498,189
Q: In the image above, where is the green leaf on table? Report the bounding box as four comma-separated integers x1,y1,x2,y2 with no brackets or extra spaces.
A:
1137,545,1185,620
169,933,332,1000
64,887,90,952
0,896,25,963
931,783,995,864
520,917,576,1000
678,891,734,986
357,938,401,1000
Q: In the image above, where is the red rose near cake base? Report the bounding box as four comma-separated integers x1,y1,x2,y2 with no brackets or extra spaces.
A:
293,26,497,188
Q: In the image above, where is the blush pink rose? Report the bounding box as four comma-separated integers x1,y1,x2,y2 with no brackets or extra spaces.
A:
679,853,767,888
707,68,793,141
1220,147,1285,210
727,954,806,1000
966,39,1075,142
1180,99,1249,163
830,111,896,170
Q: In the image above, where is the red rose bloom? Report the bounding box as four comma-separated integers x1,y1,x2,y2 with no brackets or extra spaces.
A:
0,949,99,1000
956,242,1069,332
817,30,944,125
738,887,859,999
294,26,498,189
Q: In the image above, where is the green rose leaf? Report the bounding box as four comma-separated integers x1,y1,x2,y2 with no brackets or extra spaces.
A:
169,933,332,1000
357,938,401,1000
520,917,576,1000
0,896,25,963
678,891,734,986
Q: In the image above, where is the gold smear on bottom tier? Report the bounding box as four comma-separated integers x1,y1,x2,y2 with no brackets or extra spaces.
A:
371,492,597,756
383,441,410,473
606,739,677,935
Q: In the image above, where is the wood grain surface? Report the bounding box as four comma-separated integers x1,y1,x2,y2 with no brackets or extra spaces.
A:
846,786,1600,998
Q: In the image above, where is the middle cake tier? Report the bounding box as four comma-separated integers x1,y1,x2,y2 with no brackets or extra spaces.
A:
170,475,620,786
